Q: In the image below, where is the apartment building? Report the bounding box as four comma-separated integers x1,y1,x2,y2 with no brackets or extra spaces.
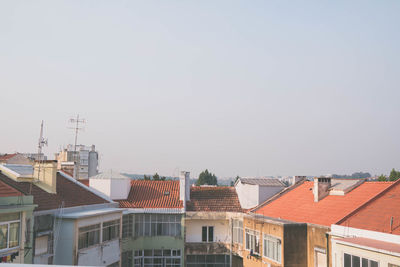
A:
252,177,394,267
88,170,185,267
0,180,36,264
0,161,121,266
330,179,400,267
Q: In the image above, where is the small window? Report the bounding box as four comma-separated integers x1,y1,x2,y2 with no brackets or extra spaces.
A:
344,253,379,267
201,226,214,242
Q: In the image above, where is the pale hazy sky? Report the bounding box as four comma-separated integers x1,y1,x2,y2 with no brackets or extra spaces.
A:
1,1,399,178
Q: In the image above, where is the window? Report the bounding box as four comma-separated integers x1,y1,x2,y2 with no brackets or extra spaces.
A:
35,235,49,255
263,234,281,263
122,251,133,267
202,226,214,242
0,213,20,250
134,249,181,267
245,229,260,255
122,214,133,238
233,220,243,245
134,214,181,237
78,224,100,249
343,253,378,267
187,254,230,267
102,219,120,242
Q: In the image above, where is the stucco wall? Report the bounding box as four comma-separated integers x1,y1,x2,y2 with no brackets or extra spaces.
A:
235,182,259,209
307,224,329,267
186,219,230,243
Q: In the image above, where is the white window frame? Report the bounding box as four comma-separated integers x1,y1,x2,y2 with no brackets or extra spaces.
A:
78,223,101,250
134,214,181,237
0,213,20,252
342,252,379,267
134,249,181,267
263,234,281,263
245,228,260,255
202,226,214,242
102,219,120,242
233,220,243,245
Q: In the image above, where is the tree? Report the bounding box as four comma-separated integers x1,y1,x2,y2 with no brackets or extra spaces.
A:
389,168,400,181
378,174,387,181
160,176,166,181
153,173,160,181
197,169,218,186
143,175,150,180
230,175,240,186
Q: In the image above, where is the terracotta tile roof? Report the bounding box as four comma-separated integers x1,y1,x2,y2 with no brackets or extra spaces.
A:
337,179,400,234
0,172,109,211
118,180,183,209
0,179,23,197
253,181,393,226
0,153,17,162
187,186,242,212
335,237,400,254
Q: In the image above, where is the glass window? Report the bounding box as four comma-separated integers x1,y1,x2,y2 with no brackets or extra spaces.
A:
344,253,379,267
122,214,133,238
263,234,281,263
134,214,181,237
202,226,214,242
78,224,100,249
0,213,20,250
134,249,181,267
103,219,120,242
233,220,243,245
245,229,260,255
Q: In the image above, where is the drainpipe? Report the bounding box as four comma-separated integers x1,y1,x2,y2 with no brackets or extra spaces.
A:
230,217,233,267
325,232,329,267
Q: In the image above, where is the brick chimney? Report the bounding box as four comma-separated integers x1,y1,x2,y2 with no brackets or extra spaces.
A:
179,171,190,210
313,177,331,202
33,160,58,194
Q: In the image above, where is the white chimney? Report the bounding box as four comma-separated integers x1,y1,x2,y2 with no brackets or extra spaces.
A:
313,177,331,202
292,176,306,185
179,171,190,209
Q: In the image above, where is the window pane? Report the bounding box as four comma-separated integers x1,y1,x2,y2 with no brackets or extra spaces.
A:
0,213,20,222
352,256,360,267
202,226,207,242
0,224,8,249
370,261,378,267
362,258,368,267
208,226,214,242
344,254,351,267
9,222,19,248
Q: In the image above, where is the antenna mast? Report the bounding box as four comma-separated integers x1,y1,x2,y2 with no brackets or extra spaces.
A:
32,121,48,194
69,115,85,179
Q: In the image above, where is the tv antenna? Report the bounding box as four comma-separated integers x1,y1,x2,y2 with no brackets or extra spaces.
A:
32,120,48,193
68,114,86,178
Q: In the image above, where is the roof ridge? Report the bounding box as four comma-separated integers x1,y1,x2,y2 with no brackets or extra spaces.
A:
336,179,400,225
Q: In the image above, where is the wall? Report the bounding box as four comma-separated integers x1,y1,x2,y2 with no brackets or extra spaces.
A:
110,179,131,200
258,186,284,205
53,219,75,265
331,241,400,266
242,216,284,267
89,179,111,197
307,224,330,267
78,239,120,266
235,182,259,209
186,219,230,243
283,223,308,267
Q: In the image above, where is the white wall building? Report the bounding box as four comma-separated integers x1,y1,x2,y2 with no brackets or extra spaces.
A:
234,178,285,209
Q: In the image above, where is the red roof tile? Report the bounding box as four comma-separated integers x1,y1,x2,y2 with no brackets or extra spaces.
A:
336,237,400,254
253,181,393,226
0,153,17,162
187,186,242,212
0,172,109,211
118,180,183,209
338,179,400,234
0,180,23,197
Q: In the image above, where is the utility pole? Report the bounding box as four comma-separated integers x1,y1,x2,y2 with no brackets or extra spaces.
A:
69,115,85,179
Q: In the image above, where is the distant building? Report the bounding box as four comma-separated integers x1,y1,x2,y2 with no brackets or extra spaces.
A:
55,144,98,179
20,153,47,161
234,177,285,209
0,153,32,165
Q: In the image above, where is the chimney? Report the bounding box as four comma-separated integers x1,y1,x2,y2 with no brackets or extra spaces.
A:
179,171,190,210
292,176,306,185
313,177,331,202
33,160,58,194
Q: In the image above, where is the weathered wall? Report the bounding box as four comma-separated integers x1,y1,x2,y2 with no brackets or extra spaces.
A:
235,182,259,209
307,224,329,267
283,223,307,267
186,219,230,243
242,216,284,267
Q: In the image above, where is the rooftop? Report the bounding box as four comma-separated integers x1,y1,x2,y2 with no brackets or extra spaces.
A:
89,170,129,179
335,236,400,254
253,181,393,226
187,186,242,212
0,171,110,211
337,179,400,234
118,180,183,209
239,177,285,187
0,153,17,162
0,179,23,197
